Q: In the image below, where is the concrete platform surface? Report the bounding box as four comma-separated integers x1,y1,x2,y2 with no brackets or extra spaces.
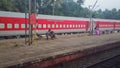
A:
0,33,120,67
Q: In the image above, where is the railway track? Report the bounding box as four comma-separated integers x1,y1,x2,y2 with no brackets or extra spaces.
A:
88,55,120,68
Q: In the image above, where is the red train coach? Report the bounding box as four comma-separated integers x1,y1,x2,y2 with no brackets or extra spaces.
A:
0,11,120,38
0,11,89,37
36,14,90,34
94,19,120,33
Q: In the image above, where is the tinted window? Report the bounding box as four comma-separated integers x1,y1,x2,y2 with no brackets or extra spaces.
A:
14,24,19,28
21,24,25,28
0,23,4,28
43,24,46,28
7,24,12,28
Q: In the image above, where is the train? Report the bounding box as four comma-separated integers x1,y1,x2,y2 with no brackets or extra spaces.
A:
0,11,120,38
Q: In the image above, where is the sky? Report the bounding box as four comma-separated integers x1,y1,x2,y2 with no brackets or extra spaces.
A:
74,0,120,11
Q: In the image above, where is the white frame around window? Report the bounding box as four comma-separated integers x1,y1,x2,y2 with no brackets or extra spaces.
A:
63,24,66,28
60,24,62,28
43,24,46,28
73,24,75,28
81,25,83,28
52,24,55,28
0,23,5,28
38,24,42,28
33,25,36,28
14,24,19,28
70,24,72,28
21,24,25,28
7,24,12,28
48,24,51,28
27,24,29,28
67,24,69,28
76,24,77,28
56,24,58,28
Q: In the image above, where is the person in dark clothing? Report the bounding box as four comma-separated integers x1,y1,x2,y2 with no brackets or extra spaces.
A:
46,29,56,40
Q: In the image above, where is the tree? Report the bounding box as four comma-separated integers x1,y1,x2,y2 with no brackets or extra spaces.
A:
0,0,120,20
111,8,117,19
77,0,84,5
116,9,120,19
38,0,63,15
0,0,18,12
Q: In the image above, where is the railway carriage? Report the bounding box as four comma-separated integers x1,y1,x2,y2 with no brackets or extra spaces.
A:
0,11,120,38
37,14,89,34
94,19,120,34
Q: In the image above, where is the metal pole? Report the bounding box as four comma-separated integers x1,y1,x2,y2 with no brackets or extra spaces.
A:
25,0,27,44
35,0,36,13
29,0,31,45
89,5,92,35
33,0,37,45
92,0,98,10
89,0,98,35
91,9,93,35
53,0,55,15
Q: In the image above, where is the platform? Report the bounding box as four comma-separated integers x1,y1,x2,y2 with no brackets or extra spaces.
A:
0,33,120,68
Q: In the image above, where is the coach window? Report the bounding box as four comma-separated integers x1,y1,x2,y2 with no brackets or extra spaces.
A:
7,24,12,28
52,24,54,28
73,25,75,28
74,24,76,28
76,24,77,28
83,25,85,28
21,24,25,28
63,24,65,28
33,25,36,28
27,24,29,28
82,25,84,27
43,24,46,28
60,24,62,28
56,24,58,28
70,24,72,28
48,24,50,28
38,24,42,28
0,23,4,29
81,25,83,28
14,24,19,28
67,24,69,28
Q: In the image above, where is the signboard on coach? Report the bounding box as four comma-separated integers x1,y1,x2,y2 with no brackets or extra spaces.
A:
30,13,36,24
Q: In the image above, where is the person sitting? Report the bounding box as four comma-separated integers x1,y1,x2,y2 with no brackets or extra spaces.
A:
46,29,56,40
95,27,100,36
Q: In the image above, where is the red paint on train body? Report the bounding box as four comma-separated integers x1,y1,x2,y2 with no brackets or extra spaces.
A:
0,11,120,37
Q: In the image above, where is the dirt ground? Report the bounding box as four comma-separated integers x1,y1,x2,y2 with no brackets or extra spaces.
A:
0,33,120,67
